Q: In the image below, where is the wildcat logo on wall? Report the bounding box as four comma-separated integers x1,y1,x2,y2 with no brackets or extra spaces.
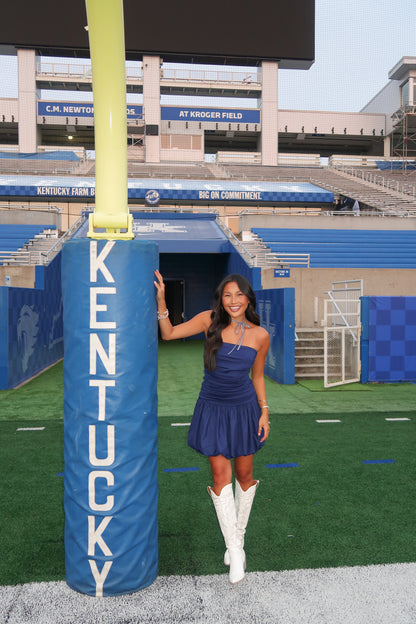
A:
17,304,39,372
49,297,63,350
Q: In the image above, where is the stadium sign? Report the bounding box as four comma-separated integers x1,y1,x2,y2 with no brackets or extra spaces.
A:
38,102,259,124
161,107,260,124
38,102,143,119
0,177,334,204
87,241,118,595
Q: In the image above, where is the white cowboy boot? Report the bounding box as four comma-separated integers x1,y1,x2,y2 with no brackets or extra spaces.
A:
208,483,246,585
224,479,259,567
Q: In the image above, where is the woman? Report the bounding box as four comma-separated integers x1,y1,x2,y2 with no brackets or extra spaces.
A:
154,270,270,585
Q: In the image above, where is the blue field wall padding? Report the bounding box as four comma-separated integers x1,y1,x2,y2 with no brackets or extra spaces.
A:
0,287,8,388
364,296,416,382
0,253,63,390
256,288,295,384
62,239,159,596
360,297,370,383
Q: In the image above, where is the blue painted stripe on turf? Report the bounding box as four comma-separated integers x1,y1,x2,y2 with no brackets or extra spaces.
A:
163,467,200,473
57,472,64,477
266,463,299,469
362,459,395,465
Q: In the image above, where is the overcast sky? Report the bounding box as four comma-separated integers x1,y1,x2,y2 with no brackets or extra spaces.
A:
0,0,415,112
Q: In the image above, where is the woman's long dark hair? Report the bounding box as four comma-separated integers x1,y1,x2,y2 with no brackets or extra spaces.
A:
204,273,260,371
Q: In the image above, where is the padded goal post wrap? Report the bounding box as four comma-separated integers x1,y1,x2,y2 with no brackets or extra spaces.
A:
62,238,159,596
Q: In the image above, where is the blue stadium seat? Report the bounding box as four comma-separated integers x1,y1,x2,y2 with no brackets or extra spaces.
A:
252,228,416,269
0,224,57,257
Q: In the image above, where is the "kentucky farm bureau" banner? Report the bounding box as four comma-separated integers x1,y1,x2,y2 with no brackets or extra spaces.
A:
0,176,334,204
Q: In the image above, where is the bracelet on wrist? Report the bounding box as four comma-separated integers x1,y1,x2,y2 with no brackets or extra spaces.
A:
261,405,270,410
157,309,169,320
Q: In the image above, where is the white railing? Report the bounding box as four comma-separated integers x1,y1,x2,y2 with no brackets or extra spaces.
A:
161,68,260,85
36,62,260,87
278,153,321,167
329,155,382,168
265,252,310,267
0,203,61,213
330,163,416,199
325,292,360,343
216,152,262,164
216,152,321,167
215,217,257,266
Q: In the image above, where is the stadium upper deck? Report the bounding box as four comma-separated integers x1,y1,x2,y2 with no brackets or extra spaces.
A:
1,54,415,163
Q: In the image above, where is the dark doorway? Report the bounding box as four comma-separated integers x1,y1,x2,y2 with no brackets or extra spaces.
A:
164,279,184,327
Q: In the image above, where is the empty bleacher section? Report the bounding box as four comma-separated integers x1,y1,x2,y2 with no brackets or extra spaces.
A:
124,162,216,179
0,150,82,176
80,162,218,179
0,224,57,265
222,163,416,215
251,228,416,269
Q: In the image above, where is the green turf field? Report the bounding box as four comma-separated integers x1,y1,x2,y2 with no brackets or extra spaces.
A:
1,340,415,586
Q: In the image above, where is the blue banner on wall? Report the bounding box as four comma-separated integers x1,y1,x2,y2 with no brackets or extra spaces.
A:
38,102,143,120
0,176,334,204
37,102,259,124
161,106,260,124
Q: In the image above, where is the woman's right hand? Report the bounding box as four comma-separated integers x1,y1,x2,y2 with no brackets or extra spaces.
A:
154,269,166,306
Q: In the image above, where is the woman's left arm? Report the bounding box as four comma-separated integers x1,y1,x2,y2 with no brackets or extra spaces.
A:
251,331,271,443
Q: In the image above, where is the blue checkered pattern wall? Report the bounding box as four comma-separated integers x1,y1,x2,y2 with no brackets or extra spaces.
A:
365,296,416,382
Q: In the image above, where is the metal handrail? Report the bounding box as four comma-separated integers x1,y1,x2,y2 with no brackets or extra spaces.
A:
41,214,88,264
0,203,61,213
215,217,256,267
330,164,416,200
265,253,310,267
37,62,260,87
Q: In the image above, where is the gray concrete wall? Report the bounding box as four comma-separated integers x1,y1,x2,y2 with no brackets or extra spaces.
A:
0,265,35,288
262,267,416,327
0,209,61,229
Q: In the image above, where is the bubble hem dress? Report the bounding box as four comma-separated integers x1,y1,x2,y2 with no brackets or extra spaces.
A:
187,342,264,459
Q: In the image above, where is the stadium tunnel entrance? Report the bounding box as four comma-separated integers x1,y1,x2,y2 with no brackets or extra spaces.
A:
73,211,260,326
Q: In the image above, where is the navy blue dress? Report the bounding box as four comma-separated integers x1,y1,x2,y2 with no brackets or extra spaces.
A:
187,342,264,459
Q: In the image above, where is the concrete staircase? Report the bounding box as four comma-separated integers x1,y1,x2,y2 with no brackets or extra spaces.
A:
205,162,231,178
1,229,59,265
295,328,324,379
309,167,416,215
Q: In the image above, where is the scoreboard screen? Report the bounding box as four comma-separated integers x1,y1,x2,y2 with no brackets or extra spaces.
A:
0,0,314,68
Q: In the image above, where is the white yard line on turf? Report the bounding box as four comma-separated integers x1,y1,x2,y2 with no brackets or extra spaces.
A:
385,418,411,421
16,427,46,431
